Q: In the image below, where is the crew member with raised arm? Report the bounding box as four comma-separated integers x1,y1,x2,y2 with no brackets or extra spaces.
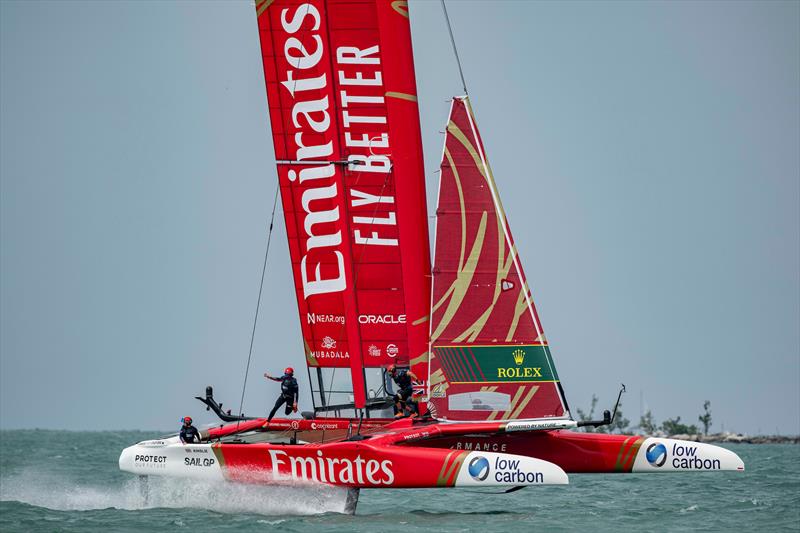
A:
387,364,419,418
263,367,299,426
179,416,201,444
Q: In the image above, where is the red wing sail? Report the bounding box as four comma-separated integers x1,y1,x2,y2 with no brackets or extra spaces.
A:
254,0,430,408
427,97,568,421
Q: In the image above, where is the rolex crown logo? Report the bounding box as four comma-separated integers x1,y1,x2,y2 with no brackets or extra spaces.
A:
513,349,525,365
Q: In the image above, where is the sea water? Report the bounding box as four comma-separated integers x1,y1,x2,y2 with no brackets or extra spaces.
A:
1,430,798,532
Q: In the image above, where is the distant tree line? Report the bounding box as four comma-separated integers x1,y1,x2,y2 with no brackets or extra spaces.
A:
576,395,714,436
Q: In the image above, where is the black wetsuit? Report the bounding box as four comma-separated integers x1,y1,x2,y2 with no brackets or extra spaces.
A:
268,374,299,422
180,424,201,444
392,369,417,414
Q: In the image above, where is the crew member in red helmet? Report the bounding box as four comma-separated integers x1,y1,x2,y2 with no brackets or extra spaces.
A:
179,416,201,444
263,367,299,425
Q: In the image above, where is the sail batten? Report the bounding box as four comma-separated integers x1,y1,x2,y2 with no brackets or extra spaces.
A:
427,97,568,421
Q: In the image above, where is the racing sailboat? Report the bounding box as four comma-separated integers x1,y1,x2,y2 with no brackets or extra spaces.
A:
119,0,744,514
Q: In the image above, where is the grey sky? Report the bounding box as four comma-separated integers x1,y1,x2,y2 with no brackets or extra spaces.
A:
1,0,797,435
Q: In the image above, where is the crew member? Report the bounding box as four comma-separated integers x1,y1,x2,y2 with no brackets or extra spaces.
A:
179,416,201,444
264,367,299,425
387,364,418,418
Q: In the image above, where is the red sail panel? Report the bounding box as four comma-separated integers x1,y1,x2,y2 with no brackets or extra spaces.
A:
427,97,567,421
255,0,430,407
373,1,431,390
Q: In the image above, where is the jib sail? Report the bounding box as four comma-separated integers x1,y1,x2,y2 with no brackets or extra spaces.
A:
427,96,569,421
254,0,430,409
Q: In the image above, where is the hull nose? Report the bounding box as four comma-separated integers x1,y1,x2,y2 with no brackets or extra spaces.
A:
119,444,137,474
632,438,746,472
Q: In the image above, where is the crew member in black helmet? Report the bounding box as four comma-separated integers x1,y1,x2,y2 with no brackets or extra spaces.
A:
179,416,201,444
264,367,299,425
387,364,419,418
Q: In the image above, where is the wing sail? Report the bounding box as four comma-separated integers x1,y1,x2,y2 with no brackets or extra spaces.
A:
254,0,430,409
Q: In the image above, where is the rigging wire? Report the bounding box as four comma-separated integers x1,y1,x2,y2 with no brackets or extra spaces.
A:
441,0,469,95
235,3,308,433
235,185,281,432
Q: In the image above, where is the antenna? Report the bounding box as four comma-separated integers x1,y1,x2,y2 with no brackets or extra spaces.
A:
577,384,627,429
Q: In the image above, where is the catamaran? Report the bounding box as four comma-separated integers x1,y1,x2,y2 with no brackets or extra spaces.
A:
119,0,744,514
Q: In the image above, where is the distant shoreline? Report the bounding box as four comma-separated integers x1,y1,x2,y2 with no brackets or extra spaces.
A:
645,433,799,444
0,428,798,443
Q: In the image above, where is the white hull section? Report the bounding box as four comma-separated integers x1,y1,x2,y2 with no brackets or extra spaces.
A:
453,451,569,486
119,437,224,481
632,438,745,472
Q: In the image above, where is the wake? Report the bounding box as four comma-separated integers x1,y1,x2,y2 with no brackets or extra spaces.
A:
0,468,351,515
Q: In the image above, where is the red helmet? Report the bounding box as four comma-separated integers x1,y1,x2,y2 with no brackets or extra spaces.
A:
387,364,396,373
183,416,192,424
284,367,294,375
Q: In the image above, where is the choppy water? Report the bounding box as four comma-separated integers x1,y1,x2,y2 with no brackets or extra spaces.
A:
1,430,798,532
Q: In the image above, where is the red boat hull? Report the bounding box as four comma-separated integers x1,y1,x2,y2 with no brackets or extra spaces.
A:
205,417,670,474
